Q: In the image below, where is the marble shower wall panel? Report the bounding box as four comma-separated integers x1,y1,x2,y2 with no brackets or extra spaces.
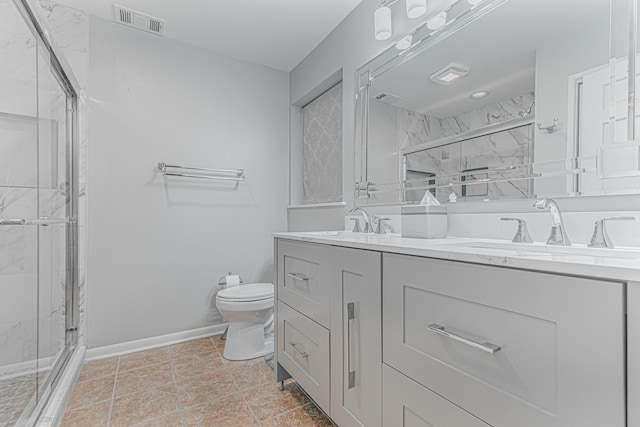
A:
397,107,442,149
302,82,343,204
406,143,461,202
439,92,536,137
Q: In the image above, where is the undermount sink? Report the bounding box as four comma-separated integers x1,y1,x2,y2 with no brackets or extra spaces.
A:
299,231,397,238
446,241,640,259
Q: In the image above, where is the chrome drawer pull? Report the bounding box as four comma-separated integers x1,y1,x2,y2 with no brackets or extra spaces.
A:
427,323,501,354
287,272,310,282
347,302,356,389
288,341,309,358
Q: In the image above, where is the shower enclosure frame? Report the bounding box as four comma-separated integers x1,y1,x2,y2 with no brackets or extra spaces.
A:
10,0,80,421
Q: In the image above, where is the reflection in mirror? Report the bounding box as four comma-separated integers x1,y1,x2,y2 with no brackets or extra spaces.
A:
355,0,635,206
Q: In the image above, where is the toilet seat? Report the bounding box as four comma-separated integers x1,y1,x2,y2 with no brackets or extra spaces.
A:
217,283,273,302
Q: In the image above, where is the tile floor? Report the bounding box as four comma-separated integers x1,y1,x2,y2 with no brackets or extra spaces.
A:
61,336,334,427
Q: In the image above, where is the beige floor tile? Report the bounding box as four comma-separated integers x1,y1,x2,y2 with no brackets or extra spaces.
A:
243,380,309,421
169,338,216,359
227,357,275,390
129,411,182,426
60,400,110,427
114,362,174,397
176,369,237,408
260,403,335,427
182,393,257,427
172,351,225,381
110,383,179,427
118,347,170,373
77,357,119,382
67,375,115,410
210,335,226,352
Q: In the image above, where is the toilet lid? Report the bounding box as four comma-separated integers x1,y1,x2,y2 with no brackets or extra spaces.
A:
217,283,274,302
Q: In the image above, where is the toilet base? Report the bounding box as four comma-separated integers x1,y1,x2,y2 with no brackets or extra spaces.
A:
223,321,274,361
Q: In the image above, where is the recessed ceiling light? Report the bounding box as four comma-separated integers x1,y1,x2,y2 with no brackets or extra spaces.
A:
430,63,470,85
395,35,413,50
470,91,489,99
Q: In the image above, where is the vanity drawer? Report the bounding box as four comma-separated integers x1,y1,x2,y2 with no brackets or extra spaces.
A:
383,364,490,427
277,301,330,414
383,253,625,427
277,239,330,328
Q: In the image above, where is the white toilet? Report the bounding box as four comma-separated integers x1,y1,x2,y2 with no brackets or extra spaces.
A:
215,282,274,361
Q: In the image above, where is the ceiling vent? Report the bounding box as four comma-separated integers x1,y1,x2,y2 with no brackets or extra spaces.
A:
373,92,402,105
113,4,165,36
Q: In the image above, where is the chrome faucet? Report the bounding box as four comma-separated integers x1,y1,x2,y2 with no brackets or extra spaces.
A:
348,207,373,233
533,198,571,246
588,216,635,248
500,218,533,243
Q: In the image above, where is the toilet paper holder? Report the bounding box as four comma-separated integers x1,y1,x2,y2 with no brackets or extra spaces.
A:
218,272,244,286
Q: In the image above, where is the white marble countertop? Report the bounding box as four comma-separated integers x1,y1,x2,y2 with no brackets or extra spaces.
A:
273,232,640,283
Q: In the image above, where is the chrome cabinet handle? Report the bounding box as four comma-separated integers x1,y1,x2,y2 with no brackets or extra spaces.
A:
347,302,356,389
427,323,501,354
288,341,309,358
287,272,310,282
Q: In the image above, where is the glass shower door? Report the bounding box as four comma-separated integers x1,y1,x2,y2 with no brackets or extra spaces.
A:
0,0,78,424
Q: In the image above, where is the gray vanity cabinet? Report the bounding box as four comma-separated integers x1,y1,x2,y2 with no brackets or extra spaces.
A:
382,253,626,427
275,239,382,425
329,247,382,427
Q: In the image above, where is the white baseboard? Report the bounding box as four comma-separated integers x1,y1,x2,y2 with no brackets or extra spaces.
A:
85,324,228,361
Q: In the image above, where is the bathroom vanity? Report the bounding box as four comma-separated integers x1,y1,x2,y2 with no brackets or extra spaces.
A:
273,233,639,427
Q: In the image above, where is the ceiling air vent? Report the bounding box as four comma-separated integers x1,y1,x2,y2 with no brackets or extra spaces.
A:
373,92,402,105
113,4,165,36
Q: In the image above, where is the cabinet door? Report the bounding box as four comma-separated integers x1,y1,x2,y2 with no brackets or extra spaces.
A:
383,253,625,427
383,364,490,427
330,247,382,427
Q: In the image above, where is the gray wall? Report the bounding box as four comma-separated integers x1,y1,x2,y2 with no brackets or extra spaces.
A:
86,17,288,348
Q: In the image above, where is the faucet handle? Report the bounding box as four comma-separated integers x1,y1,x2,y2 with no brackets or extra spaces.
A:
374,217,391,235
501,217,534,243
588,216,635,248
350,218,362,233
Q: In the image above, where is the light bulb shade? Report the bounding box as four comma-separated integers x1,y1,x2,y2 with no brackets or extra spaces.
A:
406,0,427,18
426,10,447,30
374,6,392,40
395,34,413,50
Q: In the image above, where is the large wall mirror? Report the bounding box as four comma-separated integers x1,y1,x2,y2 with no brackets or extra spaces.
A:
355,0,640,206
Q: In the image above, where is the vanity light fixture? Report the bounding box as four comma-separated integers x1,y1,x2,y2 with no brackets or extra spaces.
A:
430,63,470,84
395,34,413,50
406,0,427,18
374,6,393,40
426,10,447,30
470,90,489,99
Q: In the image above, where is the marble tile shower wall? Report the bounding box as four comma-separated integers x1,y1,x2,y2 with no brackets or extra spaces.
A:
302,82,343,204
0,0,88,375
401,92,535,203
